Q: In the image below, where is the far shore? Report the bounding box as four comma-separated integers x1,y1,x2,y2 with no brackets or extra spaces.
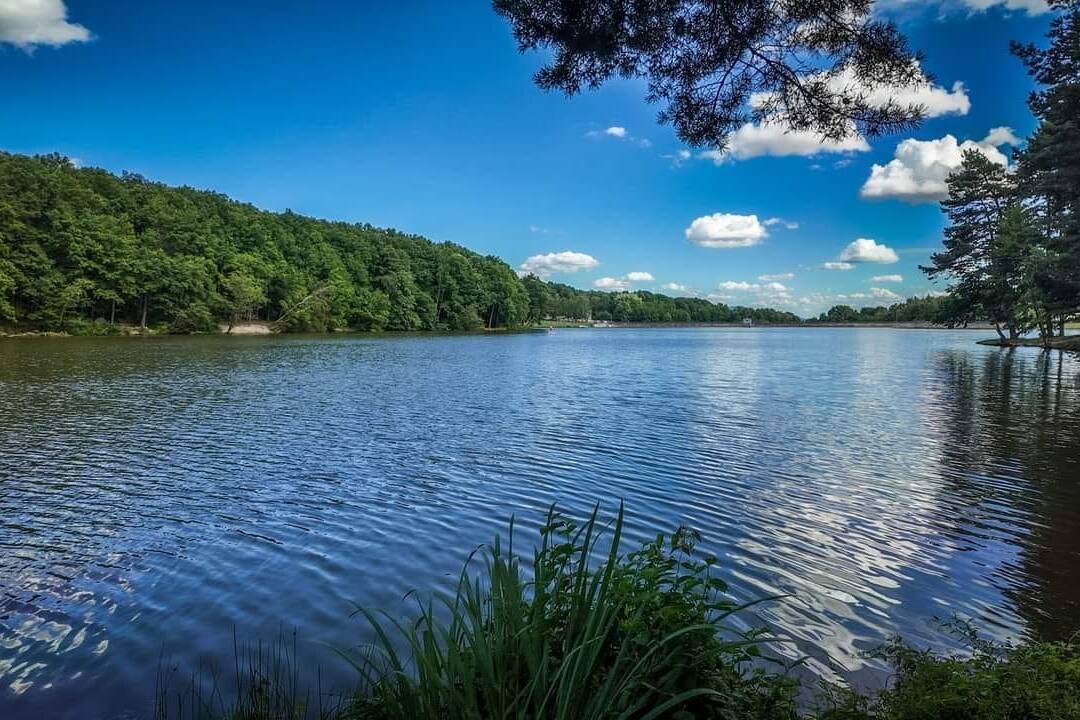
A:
5,320,1079,352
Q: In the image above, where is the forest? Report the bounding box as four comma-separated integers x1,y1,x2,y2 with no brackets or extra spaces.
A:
0,151,807,335
0,152,957,335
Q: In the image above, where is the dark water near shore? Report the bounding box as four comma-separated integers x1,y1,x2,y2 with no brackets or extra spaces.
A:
2,328,1079,719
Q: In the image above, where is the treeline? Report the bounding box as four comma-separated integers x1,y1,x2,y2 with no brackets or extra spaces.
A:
521,277,802,324
923,4,1079,344
0,152,808,335
0,152,533,334
814,295,948,324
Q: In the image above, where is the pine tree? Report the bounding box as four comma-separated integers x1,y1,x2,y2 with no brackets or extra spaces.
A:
1012,0,1080,329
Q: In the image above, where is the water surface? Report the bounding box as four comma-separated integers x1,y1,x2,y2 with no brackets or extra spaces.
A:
1,329,1078,718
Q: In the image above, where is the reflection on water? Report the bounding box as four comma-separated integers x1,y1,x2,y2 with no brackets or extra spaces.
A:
0,329,1078,719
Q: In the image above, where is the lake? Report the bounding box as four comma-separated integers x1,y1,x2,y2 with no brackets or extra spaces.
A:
1,328,1079,719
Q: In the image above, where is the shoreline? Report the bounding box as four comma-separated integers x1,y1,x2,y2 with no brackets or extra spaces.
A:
0,320,1061,339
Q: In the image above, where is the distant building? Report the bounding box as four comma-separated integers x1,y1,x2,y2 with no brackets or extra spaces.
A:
742,317,753,327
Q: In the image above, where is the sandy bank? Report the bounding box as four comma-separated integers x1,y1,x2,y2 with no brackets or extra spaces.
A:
220,322,277,335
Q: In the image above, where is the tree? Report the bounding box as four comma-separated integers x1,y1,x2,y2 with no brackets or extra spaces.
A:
223,271,267,332
493,0,925,149
822,305,858,323
1012,0,1080,329
922,151,1019,339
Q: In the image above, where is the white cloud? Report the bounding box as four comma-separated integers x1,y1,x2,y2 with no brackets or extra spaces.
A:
758,273,795,282
878,0,1049,16
719,280,790,295
702,62,967,163
701,123,870,162
625,271,654,282
869,287,903,302
716,279,795,309
871,274,904,283
983,127,1021,146
763,218,800,230
519,251,599,277
662,149,692,167
836,288,903,303
661,282,693,295
822,63,970,119
719,281,754,292
860,128,1017,203
588,125,651,148
685,213,768,248
0,0,90,48
823,262,855,270
838,238,900,264
594,276,630,291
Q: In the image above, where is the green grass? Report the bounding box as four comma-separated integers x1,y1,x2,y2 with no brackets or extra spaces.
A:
154,505,1080,720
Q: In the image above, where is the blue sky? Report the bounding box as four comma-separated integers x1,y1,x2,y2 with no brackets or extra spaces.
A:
0,0,1055,316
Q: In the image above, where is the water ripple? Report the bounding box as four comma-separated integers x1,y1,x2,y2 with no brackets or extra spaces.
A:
1,329,1079,718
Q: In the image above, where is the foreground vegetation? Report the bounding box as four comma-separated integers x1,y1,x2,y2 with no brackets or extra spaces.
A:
155,506,1080,720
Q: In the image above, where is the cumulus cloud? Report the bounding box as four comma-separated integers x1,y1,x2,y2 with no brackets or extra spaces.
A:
594,277,630,291
848,287,903,302
685,213,768,248
661,282,693,294
860,128,1017,203
758,273,795,282
823,262,855,270
587,125,651,148
838,238,900,264
717,280,795,309
701,124,869,162
625,271,654,282
823,63,970,119
871,274,904,283
519,251,599,277
0,0,90,48
719,281,790,294
703,62,967,162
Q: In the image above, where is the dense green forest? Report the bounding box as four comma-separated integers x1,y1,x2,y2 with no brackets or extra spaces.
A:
0,152,809,335
0,152,966,335
0,152,535,334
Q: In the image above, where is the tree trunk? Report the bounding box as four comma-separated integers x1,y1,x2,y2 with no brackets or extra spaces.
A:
110,300,116,325
994,321,1006,342
140,296,148,329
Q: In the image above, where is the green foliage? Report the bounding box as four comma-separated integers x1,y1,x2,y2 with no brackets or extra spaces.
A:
1012,1,1080,322
493,0,924,149
347,505,800,720
924,5,1080,342
870,622,1080,720
529,279,803,325
0,153,533,334
815,296,948,324
0,152,806,335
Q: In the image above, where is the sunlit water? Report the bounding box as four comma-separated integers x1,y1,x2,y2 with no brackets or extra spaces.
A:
1,329,1079,719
